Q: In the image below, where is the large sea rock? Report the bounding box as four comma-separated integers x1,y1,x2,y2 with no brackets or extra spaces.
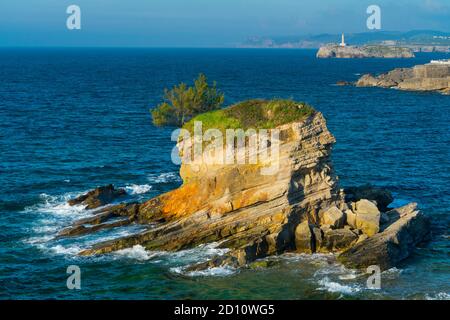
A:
316,45,414,58
356,62,450,94
58,99,431,271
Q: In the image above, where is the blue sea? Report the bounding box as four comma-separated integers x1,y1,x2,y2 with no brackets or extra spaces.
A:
0,48,449,299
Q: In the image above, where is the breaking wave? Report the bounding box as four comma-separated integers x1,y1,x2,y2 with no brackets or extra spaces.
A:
125,184,152,195
317,277,362,295
147,172,181,184
171,266,236,277
425,292,450,300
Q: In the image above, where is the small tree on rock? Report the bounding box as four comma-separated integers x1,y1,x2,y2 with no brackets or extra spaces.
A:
151,74,224,126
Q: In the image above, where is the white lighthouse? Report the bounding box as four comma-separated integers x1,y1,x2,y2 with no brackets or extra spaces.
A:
339,33,346,47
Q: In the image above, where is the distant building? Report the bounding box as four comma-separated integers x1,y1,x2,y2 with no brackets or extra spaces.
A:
429,59,450,65
339,33,346,47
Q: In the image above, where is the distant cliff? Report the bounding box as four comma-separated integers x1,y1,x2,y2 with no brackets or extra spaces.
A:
239,30,450,51
316,45,415,58
356,62,450,94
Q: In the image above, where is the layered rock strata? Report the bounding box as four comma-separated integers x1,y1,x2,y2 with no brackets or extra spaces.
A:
356,62,450,94
59,101,431,271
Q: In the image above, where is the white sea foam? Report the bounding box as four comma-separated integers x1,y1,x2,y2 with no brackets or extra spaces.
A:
425,292,450,300
32,225,59,233
317,277,361,294
22,190,148,257
22,192,91,249
49,244,82,255
338,273,358,280
171,266,236,277
24,235,53,244
166,243,229,264
125,184,152,195
382,267,403,275
24,193,89,219
114,245,160,261
112,242,231,276
147,172,181,184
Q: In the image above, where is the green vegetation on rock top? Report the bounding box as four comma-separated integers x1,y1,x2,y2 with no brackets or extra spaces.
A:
182,99,315,134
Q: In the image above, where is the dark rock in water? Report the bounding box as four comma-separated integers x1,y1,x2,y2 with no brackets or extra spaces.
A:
68,184,127,209
336,80,352,86
338,203,431,271
345,184,394,212
56,203,139,238
57,218,132,238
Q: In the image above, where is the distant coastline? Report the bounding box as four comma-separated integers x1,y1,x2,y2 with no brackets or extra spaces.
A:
239,30,450,53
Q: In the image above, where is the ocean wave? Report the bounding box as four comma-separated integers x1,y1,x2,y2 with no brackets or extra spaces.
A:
125,184,152,195
166,243,229,264
32,225,59,233
147,172,181,184
24,192,90,219
171,266,236,277
49,244,83,255
425,292,450,300
114,245,160,261
112,242,231,275
22,189,151,258
24,235,53,244
317,277,361,295
382,267,403,276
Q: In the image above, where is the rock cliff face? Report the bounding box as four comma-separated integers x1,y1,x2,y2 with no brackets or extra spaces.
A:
356,63,450,94
316,45,414,58
59,100,430,271
76,111,342,257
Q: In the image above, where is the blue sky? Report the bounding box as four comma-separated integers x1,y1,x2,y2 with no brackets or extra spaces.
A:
0,0,449,46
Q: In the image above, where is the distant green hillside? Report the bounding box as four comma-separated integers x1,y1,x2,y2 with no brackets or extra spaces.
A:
241,30,450,48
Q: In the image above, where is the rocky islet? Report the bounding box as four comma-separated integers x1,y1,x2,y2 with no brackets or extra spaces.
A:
58,100,431,272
